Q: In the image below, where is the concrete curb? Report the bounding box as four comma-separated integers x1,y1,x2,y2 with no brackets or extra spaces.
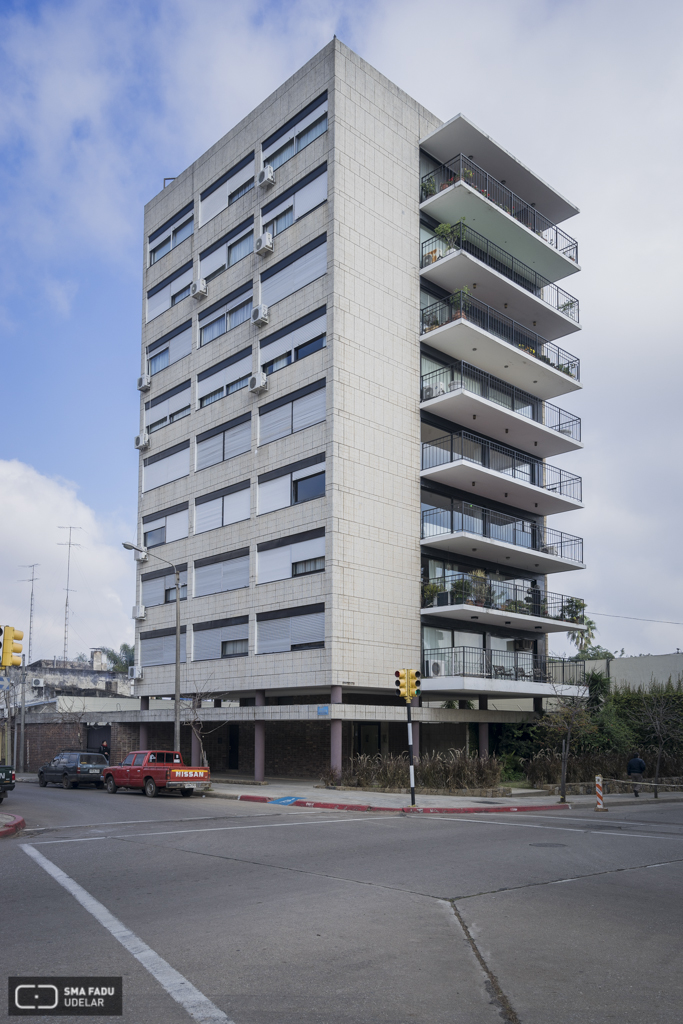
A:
206,791,570,815
0,814,26,839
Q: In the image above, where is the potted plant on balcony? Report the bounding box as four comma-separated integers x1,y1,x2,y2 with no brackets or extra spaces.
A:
422,310,440,333
421,177,437,201
448,287,470,323
451,576,473,605
434,220,465,257
559,596,586,624
439,175,456,192
421,582,442,607
470,569,488,607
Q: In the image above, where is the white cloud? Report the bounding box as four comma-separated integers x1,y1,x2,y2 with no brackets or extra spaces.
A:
0,460,134,663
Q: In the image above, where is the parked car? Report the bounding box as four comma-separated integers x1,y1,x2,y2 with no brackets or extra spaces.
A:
103,749,210,797
38,752,108,789
0,764,15,803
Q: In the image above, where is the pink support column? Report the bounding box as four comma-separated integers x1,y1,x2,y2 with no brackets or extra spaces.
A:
410,695,420,761
330,686,342,779
191,726,201,766
139,695,149,749
254,690,265,783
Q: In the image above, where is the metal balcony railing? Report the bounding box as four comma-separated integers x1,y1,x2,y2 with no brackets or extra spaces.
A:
421,501,584,564
421,430,583,502
422,574,585,624
420,224,580,322
421,361,581,441
422,646,585,685
420,154,578,263
421,292,580,380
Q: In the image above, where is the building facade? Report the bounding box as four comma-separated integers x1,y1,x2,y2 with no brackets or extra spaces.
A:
130,40,585,777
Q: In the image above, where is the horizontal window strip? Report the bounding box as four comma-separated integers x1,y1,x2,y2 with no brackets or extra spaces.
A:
262,92,327,152
194,547,250,569
147,260,194,298
197,281,253,321
193,615,249,631
195,479,250,505
258,452,325,484
258,378,325,416
196,411,251,444
198,216,254,261
141,563,188,582
141,501,189,524
259,306,326,350
256,602,324,622
257,527,325,553
145,379,191,410
140,625,187,640
197,346,252,383
260,234,327,282
200,152,255,201
148,202,194,243
143,440,191,466
261,164,327,217
146,320,192,354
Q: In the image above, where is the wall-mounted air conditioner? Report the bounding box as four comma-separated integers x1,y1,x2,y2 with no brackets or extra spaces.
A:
191,279,208,299
135,432,150,450
132,605,146,621
128,665,144,681
251,304,269,326
258,165,275,188
255,232,273,256
248,372,268,395
427,659,446,677
137,374,151,392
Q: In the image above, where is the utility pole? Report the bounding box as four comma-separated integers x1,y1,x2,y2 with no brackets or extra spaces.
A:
19,564,39,665
58,528,81,664
394,669,422,807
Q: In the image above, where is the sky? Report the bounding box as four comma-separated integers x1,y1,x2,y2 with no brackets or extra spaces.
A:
1,0,682,662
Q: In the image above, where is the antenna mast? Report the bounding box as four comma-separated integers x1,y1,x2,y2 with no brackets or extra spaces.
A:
18,564,40,664
58,527,82,664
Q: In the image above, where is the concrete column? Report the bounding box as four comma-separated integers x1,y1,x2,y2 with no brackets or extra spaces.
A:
254,690,265,783
410,695,420,761
191,727,201,766
533,697,543,714
139,696,149,749
330,686,342,779
478,696,489,757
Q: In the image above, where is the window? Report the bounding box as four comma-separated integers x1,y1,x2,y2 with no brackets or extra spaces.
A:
194,549,249,597
264,352,291,376
141,568,188,608
263,207,293,237
256,604,325,654
199,153,255,226
268,114,328,171
194,481,250,535
199,217,254,281
133,753,145,766
146,262,193,322
141,503,188,548
257,455,325,515
192,617,249,661
200,388,223,408
144,380,191,434
295,335,325,361
229,178,254,205
150,237,171,264
222,639,248,657
195,414,251,471
170,406,190,423
198,288,253,347
147,322,192,376
200,315,226,346
258,381,326,445
149,349,170,375
122,753,135,766
260,235,327,308
228,232,253,266
270,139,295,171
140,628,187,666
148,203,194,265
257,529,325,584
172,282,191,305
260,307,326,376
142,441,190,492
293,472,325,504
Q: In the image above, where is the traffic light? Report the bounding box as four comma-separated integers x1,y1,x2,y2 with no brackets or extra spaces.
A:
1,627,23,668
395,669,408,700
408,669,421,699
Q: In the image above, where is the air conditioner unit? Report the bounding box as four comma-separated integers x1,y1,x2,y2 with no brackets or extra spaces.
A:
137,373,151,392
514,639,534,652
248,372,268,395
251,304,269,326
255,231,273,256
191,279,208,299
132,605,146,621
433,381,446,397
422,386,434,401
128,665,144,681
428,659,446,677
133,548,148,562
134,432,150,450
258,165,275,188
541,544,558,556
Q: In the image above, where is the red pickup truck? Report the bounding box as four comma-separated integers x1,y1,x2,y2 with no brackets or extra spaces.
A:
103,750,210,798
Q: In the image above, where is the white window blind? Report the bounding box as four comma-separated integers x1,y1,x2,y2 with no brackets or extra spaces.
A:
144,386,191,428
146,286,171,322
259,404,292,445
258,476,291,514
260,312,326,364
140,634,186,666
257,547,292,584
193,621,249,661
194,556,249,597
200,161,254,227
291,612,324,647
294,171,327,219
292,389,325,432
141,577,165,607
169,327,193,363
196,433,223,471
263,101,328,161
223,488,250,524
200,246,227,279
291,536,325,563
223,420,252,460
143,448,190,492
165,509,188,542
195,498,223,534
257,618,291,654
197,356,252,402
261,241,327,307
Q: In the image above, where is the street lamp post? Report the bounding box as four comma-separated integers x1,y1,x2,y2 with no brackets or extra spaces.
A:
123,542,182,752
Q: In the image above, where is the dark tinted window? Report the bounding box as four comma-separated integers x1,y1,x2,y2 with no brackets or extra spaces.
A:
79,754,107,765
295,335,325,361
133,753,145,766
293,472,325,504
122,753,135,766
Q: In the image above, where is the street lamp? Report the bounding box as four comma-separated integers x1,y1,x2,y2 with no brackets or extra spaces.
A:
123,542,182,752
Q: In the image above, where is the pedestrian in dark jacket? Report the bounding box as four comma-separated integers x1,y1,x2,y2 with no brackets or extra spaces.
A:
99,741,110,763
627,753,646,795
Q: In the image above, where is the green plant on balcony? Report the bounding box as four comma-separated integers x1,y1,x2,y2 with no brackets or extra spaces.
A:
422,311,440,332
421,582,442,606
434,220,465,252
448,287,470,321
451,577,473,604
469,569,489,607
558,299,578,317
502,598,529,615
559,596,586,624
421,177,436,200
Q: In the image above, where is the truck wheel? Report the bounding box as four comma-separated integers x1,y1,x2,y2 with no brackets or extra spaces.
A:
106,776,118,794
38,773,47,787
180,789,194,797
144,777,158,798
62,775,72,790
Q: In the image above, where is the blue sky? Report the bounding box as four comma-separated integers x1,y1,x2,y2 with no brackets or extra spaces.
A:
1,0,683,661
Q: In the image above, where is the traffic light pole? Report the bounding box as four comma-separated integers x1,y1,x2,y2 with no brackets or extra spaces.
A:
406,703,416,807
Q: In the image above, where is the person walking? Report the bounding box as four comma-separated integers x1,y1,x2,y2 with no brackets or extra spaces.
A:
627,751,646,796
99,740,110,763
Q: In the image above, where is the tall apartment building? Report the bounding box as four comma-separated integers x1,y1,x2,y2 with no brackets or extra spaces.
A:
130,39,586,778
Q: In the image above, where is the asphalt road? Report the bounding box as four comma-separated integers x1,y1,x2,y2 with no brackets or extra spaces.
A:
1,783,682,1024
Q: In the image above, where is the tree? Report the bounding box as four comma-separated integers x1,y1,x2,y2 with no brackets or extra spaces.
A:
99,644,134,675
565,600,596,655
544,680,597,801
627,689,683,797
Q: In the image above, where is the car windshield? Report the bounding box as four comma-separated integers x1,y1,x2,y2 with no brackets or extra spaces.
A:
79,754,107,764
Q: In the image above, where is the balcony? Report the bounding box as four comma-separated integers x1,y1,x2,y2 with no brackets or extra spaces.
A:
421,293,580,399
421,360,581,457
421,501,584,574
420,155,578,281
421,430,582,515
421,574,586,633
420,224,580,340
421,646,584,698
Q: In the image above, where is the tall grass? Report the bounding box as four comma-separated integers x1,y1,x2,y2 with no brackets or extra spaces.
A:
322,749,501,790
521,747,683,786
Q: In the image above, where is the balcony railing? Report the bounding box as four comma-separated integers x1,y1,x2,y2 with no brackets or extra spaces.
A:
421,292,580,380
422,430,583,502
420,154,578,263
421,361,581,441
422,646,585,686
422,574,585,624
420,223,580,322
421,501,584,564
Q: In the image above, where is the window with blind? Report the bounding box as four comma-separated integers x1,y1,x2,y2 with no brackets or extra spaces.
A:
142,441,190,492
198,284,253,347
258,380,325,445
144,380,191,432
199,153,255,226
196,414,251,471
193,617,249,661
260,307,326,376
262,93,328,172
196,347,252,409
257,529,324,584
260,235,327,308
140,627,187,666
146,261,194,322
141,567,188,608
148,202,194,266
194,548,249,597
199,217,254,282
257,454,325,515
194,481,250,534
256,604,324,654
261,164,328,240
141,502,189,548
147,322,193,377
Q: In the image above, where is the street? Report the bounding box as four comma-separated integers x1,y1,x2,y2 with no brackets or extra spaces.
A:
2,785,682,1024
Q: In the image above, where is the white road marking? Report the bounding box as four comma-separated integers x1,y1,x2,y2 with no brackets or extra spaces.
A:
512,812,683,828
21,812,277,832
427,816,683,841
21,844,231,1024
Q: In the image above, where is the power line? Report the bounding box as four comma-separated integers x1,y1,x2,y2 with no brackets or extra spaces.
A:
592,612,683,627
